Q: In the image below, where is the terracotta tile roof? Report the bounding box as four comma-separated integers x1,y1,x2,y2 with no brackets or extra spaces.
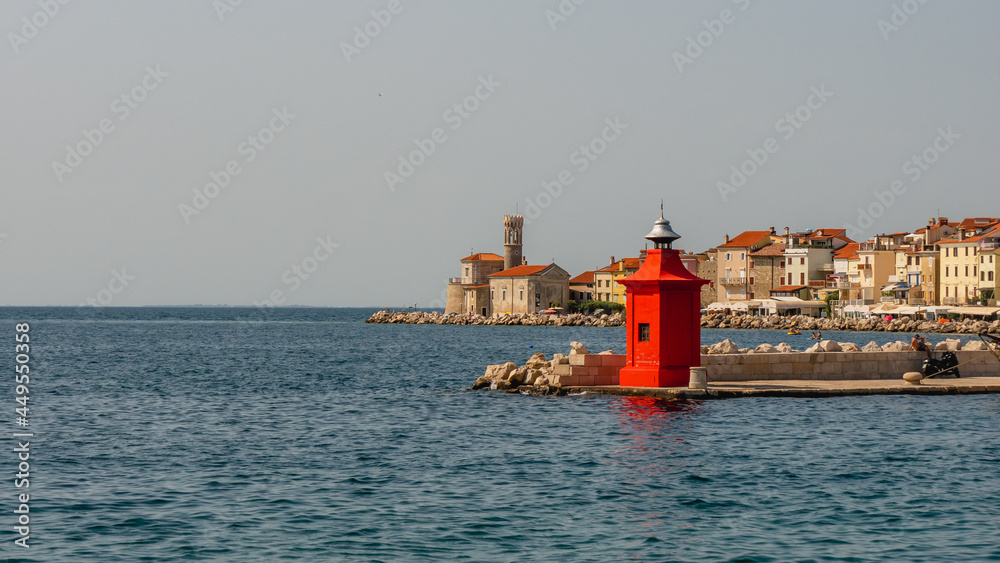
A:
621,257,642,270
808,228,847,239
771,285,808,292
834,243,860,260
937,227,1000,244
569,271,595,284
961,226,1000,243
465,284,489,289
595,257,642,272
957,217,1000,230
488,264,550,277
461,252,504,262
885,232,909,237
750,243,786,257
719,231,773,248
928,222,959,231
914,227,927,234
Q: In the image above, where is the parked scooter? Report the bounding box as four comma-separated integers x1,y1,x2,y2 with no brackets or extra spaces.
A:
922,350,961,379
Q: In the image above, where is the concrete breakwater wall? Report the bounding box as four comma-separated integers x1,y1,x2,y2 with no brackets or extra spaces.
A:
476,340,1000,392
368,310,1000,334
702,350,997,381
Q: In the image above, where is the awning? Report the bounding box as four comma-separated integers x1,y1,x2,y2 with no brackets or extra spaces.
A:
949,306,1000,316
757,298,826,311
730,301,749,312
881,284,897,291
707,301,750,311
870,303,899,313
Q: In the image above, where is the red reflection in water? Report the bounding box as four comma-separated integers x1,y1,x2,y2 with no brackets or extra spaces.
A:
611,397,706,542
615,396,702,423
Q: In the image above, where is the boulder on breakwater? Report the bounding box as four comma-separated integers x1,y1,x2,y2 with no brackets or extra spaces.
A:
473,341,602,395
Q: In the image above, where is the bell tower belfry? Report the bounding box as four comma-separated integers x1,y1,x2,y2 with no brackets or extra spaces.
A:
503,215,523,271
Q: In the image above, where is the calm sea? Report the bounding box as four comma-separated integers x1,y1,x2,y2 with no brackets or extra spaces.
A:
2,307,998,562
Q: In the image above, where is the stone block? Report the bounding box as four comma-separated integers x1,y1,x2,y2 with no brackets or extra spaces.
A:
556,375,578,386
553,364,571,376
584,355,603,367
860,360,879,374
597,366,620,377
569,354,587,366
595,374,612,386
610,374,619,385
578,375,595,386
771,362,793,375
601,354,627,367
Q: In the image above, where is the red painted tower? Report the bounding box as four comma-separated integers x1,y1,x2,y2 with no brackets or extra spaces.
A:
618,207,709,387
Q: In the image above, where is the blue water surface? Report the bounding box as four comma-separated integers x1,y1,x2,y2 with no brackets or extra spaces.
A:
2,307,998,562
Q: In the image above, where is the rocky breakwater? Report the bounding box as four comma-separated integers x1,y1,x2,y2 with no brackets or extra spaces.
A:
473,341,610,395
366,310,625,327
701,313,1000,335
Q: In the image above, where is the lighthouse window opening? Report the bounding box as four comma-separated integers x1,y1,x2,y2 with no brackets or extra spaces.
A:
638,323,650,342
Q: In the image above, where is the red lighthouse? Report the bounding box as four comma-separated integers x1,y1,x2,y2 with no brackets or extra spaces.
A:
618,207,709,387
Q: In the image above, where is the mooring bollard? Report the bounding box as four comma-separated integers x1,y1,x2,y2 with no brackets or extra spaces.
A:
689,367,707,390
903,372,923,385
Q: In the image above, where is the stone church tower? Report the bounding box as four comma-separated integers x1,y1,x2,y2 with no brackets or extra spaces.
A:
503,215,523,271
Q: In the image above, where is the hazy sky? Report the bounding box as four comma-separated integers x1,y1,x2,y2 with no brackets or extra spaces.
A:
3,0,998,307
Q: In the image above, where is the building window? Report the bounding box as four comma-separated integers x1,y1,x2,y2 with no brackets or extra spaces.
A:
966,247,969,257
945,267,949,277
491,290,495,299
800,257,805,265
800,273,805,285
749,276,755,285
520,289,524,301
990,271,995,282
502,289,506,300
638,323,650,342
780,259,785,268
907,256,912,266
965,266,969,277
749,260,755,269
725,252,732,261
740,252,746,261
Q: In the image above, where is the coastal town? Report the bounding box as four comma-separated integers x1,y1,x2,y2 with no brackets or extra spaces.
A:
437,213,1000,321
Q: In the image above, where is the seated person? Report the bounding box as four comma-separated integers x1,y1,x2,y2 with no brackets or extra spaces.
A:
910,334,931,358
